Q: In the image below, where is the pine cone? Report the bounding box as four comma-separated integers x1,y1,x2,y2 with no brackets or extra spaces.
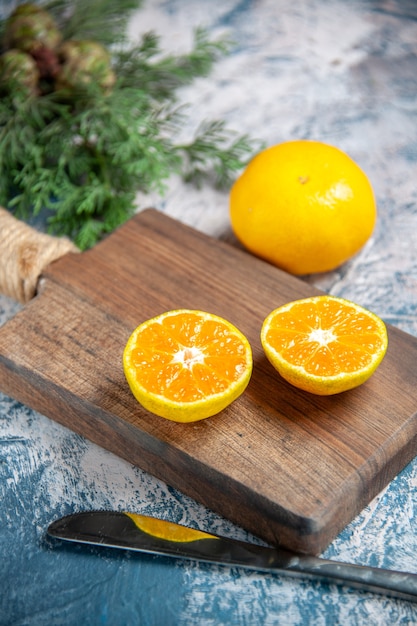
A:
56,40,116,94
0,48,39,96
4,3,62,54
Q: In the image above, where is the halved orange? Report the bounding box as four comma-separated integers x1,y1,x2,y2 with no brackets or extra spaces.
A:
261,295,388,395
123,309,253,422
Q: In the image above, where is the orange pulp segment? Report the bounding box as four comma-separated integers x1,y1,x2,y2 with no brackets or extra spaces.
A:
123,309,252,422
261,295,388,395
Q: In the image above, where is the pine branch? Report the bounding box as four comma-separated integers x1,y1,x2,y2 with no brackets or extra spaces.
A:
0,1,260,249
46,0,143,46
115,28,231,100
179,120,263,190
0,87,184,247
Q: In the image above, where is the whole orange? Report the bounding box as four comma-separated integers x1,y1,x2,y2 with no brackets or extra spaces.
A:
229,140,377,275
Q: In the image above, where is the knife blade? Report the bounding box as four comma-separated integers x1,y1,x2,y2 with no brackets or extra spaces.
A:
47,511,417,603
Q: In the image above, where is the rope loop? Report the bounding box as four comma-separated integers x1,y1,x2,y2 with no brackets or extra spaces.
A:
0,207,79,304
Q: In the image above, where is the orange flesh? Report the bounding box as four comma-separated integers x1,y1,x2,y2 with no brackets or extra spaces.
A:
264,299,385,376
129,312,249,402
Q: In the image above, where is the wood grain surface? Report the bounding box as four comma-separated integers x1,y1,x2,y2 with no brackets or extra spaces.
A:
0,209,416,554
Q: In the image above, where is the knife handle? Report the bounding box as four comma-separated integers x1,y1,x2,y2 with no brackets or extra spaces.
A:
281,553,417,603
0,207,78,303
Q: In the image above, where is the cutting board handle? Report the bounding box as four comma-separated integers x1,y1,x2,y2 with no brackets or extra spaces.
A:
0,207,79,304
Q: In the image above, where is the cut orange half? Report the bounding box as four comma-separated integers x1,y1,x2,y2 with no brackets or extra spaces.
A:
123,309,253,422
261,295,388,395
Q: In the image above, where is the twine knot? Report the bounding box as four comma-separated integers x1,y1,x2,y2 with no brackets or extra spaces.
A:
0,207,79,304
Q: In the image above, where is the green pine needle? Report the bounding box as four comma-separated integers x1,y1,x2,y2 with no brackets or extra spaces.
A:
179,120,258,189
47,0,143,46
114,27,232,100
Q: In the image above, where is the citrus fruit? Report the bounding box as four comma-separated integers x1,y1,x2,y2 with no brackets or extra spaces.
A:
123,309,253,422
260,295,388,395
230,140,377,275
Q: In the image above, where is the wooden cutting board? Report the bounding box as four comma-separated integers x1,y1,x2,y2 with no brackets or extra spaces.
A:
1,209,416,555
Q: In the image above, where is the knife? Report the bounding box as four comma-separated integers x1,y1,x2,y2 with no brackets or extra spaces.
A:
47,511,417,603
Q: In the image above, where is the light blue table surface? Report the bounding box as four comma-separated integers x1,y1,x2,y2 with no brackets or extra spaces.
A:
1,1,417,624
